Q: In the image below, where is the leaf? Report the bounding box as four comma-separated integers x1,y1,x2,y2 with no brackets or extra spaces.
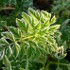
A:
41,19,49,29
0,51,4,60
19,45,25,58
16,18,25,32
35,22,41,30
24,41,30,48
22,12,31,24
13,42,20,57
36,10,40,20
28,8,39,23
6,46,12,57
56,67,63,70
32,49,40,60
62,19,70,28
3,55,12,70
8,26,21,38
27,47,33,58
19,67,25,70
0,38,9,52
25,23,29,33
68,64,70,70
29,40,38,50
1,32,15,42
0,38,9,46
49,25,60,33
50,16,56,24
31,18,34,27
41,11,51,21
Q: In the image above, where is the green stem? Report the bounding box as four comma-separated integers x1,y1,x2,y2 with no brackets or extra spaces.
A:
26,47,29,70
26,55,29,70
20,34,39,41
49,61,70,66
57,60,59,68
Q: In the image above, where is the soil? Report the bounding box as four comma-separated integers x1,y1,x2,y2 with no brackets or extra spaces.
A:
33,0,53,11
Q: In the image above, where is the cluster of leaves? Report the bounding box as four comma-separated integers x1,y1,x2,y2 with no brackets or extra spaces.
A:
52,0,70,50
0,8,69,70
0,0,33,37
0,0,33,11
0,0,33,69
52,0,70,16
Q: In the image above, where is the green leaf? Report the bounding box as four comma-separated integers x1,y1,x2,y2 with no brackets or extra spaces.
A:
0,38,9,52
13,42,20,57
29,40,38,50
35,22,41,30
1,32,15,42
41,11,51,21
27,47,33,58
22,12,31,24
16,18,25,32
30,49,40,61
50,16,56,24
36,10,40,20
28,8,39,23
56,67,63,70
41,19,49,29
0,38,9,46
3,55,12,70
49,25,60,33
19,67,25,70
19,45,25,58
8,26,21,38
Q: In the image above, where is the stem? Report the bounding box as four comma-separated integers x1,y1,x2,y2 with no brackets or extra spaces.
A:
26,46,29,70
26,55,29,70
49,61,70,66
1,7,15,11
57,60,59,69
22,36,33,40
20,34,39,41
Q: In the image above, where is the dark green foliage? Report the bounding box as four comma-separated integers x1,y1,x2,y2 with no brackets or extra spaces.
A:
52,0,70,50
0,0,33,37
